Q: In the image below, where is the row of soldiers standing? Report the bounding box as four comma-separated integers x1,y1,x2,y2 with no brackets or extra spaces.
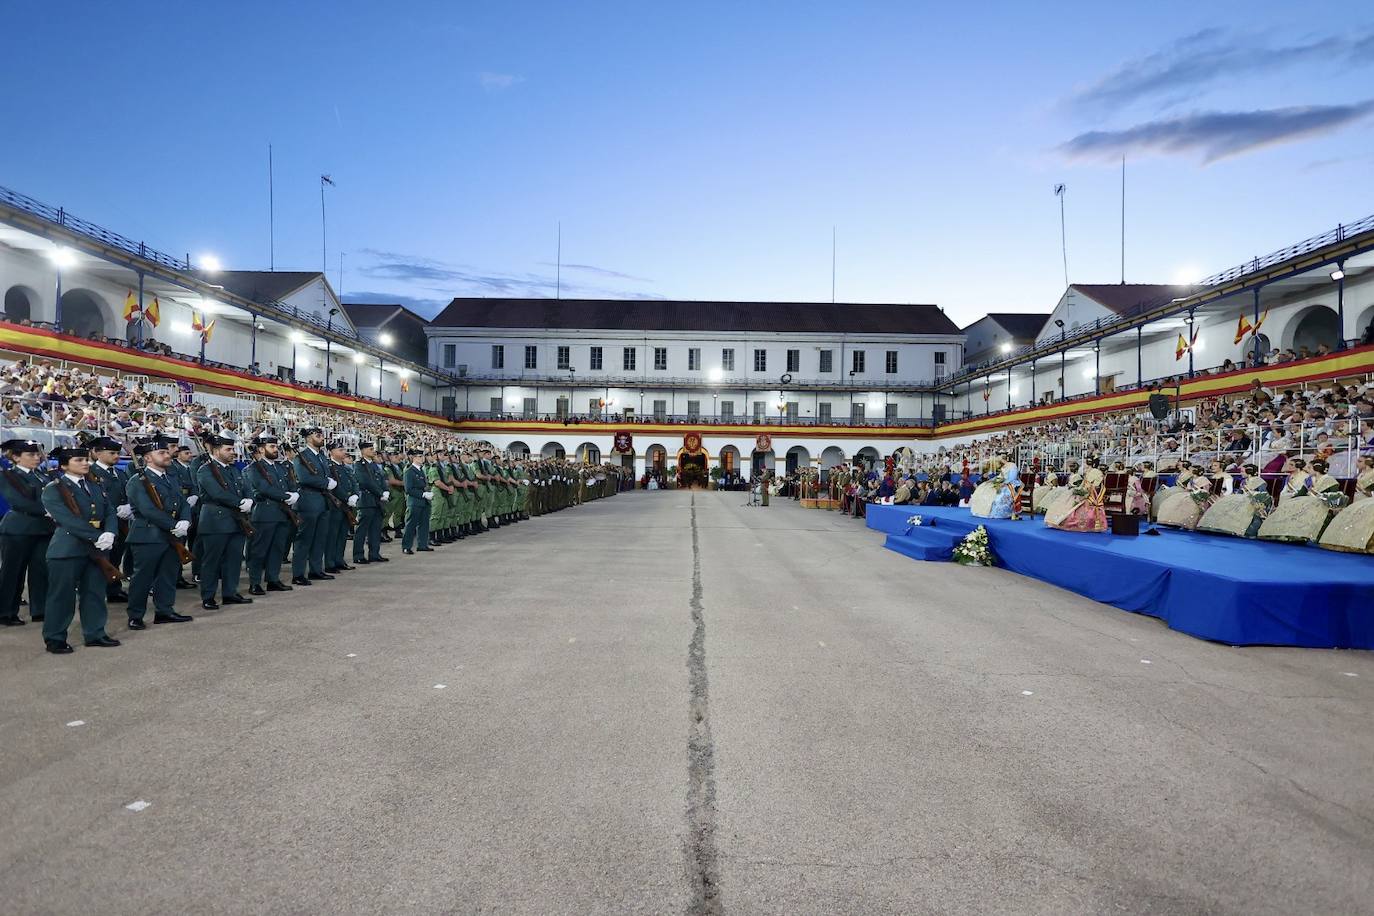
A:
0,429,621,655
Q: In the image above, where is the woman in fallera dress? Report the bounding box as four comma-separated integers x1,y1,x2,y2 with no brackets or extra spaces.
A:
1045,458,1107,532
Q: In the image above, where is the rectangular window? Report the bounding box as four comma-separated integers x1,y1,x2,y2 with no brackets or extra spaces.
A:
557,346,570,370
524,345,537,370
719,400,734,420
623,347,636,371
442,344,456,368
753,400,766,421
819,349,833,373
588,398,601,417
885,350,898,374
590,346,603,371
555,397,569,418
851,402,865,420
934,350,947,377
489,396,503,416
753,349,767,372
817,402,832,422
886,403,898,420
491,345,505,369
686,400,700,420
851,350,865,374
522,397,537,418
688,348,701,371
721,348,735,372
786,349,800,373
785,401,798,420
653,399,667,421
654,347,667,371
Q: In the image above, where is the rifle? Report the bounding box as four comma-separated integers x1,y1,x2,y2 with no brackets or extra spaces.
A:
93,466,130,540
54,480,127,584
253,460,302,527
137,471,195,566
323,464,358,527
205,461,256,537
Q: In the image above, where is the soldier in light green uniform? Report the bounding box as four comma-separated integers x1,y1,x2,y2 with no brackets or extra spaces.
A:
383,447,406,541
423,452,447,547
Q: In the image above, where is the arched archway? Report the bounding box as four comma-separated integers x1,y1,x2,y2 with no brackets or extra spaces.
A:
820,445,846,468
751,449,774,476
719,445,741,478
644,443,668,478
507,440,531,458
1352,304,1374,345
540,441,565,459
785,445,810,475
855,446,881,468
58,288,109,339
575,442,601,464
1283,304,1340,353
3,285,38,322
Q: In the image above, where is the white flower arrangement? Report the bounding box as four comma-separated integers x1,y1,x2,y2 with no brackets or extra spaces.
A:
952,525,995,566
906,514,924,526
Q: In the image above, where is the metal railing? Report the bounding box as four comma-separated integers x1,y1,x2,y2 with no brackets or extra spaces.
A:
446,370,954,390
453,411,940,428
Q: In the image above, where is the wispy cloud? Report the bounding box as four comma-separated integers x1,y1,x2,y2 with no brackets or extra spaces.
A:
355,249,662,301
1070,28,1374,112
1059,101,1374,164
538,262,653,283
342,291,450,319
478,71,523,92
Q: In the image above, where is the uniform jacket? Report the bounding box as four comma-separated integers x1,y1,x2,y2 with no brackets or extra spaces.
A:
41,474,117,559
126,468,190,544
89,461,130,510
355,459,387,509
404,464,430,509
196,460,250,535
0,464,55,536
328,461,358,509
292,447,331,516
169,460,198,500
246,459,295,524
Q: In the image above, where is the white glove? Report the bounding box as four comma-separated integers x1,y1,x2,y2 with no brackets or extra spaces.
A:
285,492,300,506
238,498,254,513
422,491,434,501
326,478,338,490
95,532,115,551
117,504,133,519
172,520,190,538
380,491,390,501
186,494,198,507
347,495,359,508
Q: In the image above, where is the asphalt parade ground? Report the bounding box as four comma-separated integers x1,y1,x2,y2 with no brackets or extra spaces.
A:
0,490,1371,915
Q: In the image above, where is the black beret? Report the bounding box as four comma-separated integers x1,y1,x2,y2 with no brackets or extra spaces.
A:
204,435,236,448
299,426,322,437
1,439,41,455
254,435,279,446
87,436,122,452
358,441,374,450
407,448,424,456
51,446,90,463
133,440,167,457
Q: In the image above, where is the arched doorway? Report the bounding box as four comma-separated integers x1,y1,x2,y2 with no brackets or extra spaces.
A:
719,445,741,481
855,446,881,469
576,442,601,464
1354,304,1374,345
59,289,109,339
507,440,531,458
3,285,37,322
1285,305,1340,354
785,445,811,475
540,441,566,459
644,443,668,483
751,449,774,476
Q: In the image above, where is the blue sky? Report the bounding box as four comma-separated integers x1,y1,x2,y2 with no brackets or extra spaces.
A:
3,1,1370,326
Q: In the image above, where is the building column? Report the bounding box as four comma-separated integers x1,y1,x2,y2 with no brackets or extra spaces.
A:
1335,259,1347,350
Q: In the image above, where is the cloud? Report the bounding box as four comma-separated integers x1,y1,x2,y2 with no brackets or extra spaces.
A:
537,262,653,283
478,72,523,91
1071,29,1374,112
354,249,664,302
342,291,450,319
1059,101,1374,164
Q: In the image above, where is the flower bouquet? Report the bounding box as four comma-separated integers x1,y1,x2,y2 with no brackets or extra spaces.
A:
952,525,995,566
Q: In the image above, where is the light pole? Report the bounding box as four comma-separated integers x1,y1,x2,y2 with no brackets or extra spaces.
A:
290,330,304,382
325,307,338,389
353,352,365,393
49,247,76,332
568,367,576,417
1332,263,1347,350
378,331,393,401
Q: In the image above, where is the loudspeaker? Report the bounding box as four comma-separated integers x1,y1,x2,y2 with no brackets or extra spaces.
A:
1148,393,1170,420
1110,513,1141,536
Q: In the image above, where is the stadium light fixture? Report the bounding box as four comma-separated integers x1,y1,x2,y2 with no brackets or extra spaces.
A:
999,342,1012,354
49,246,77,269
398,368,411,378
171,320,194,336
1082,367,1095,379
200,254,222,272
1330,268,1345,281
290,330,306,343
379,332,395,346
708,367,724,382
352,352,366,364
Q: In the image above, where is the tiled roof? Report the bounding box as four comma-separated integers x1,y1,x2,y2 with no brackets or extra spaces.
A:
1070,284,1191,317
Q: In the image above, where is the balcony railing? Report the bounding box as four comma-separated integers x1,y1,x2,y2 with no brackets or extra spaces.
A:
451,412,940,428
437,370,953,390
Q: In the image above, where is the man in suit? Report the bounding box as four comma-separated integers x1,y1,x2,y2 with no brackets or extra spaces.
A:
168,443,199,590
125,437,194,629
0,439,54,627
40,446,120,653
194,435,253,611
87,436,132,603
324,441,358,573
291,427,334,585
244,434,299,596
402,448,433,554
352,442,389,565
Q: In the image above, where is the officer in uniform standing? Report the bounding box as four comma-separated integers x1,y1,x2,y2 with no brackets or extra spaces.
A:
351,441,389,565
125,437,194,629
325,441,358,572
383,447,406,540
40,446,120,654
244,434,299,595
194,434,254,610
402,448,433,554
0,439,53,627
168,443,199,589
87,436,133,603
291,427,335,584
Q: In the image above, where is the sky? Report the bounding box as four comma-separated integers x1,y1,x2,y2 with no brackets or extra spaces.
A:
2,1,1371,327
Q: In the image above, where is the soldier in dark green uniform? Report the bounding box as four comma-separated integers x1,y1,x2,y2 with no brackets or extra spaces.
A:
383,447,406,540
168,443,199,589
244,434,299,595
194,435,254,610
125,437,194,629
40,446,120,654
402,448,433,554
352,441,389,564
0,439,53,627
324,441,358,572
87,436,132,603
291,428,334,584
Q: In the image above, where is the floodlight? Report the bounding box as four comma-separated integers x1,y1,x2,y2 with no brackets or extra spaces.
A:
49,247,76,269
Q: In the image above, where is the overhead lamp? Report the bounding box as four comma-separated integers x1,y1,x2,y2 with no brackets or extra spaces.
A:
708,367,724,382
352,352,366,364
999,342,1013,354
1183,315,1194,324
290,330,306,343
49,247,76,269
200,254,222,272
1330,268,1345,281
1053,319,1065,329
398,368,411,378
1082,367,1095,379
379,332,395,346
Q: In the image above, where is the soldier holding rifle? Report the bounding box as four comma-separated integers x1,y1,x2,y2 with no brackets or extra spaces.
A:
125,436,194,629
40,446,121,654
194,434,255,611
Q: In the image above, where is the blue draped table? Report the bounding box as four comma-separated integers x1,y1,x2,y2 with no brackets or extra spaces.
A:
866,503,1374,649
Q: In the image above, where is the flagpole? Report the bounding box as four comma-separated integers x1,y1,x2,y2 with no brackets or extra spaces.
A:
268,144,275,271
136,272,145,346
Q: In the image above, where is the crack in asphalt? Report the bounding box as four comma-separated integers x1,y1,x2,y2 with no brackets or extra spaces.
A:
684,493,723,915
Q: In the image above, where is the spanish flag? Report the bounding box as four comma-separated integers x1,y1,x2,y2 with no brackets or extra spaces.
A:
1233,313,1252,345
145,296,161,327
191,312,215,343
400,378,410,393
122,289,141,322
201,319,216,344
1174,327,1198,361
